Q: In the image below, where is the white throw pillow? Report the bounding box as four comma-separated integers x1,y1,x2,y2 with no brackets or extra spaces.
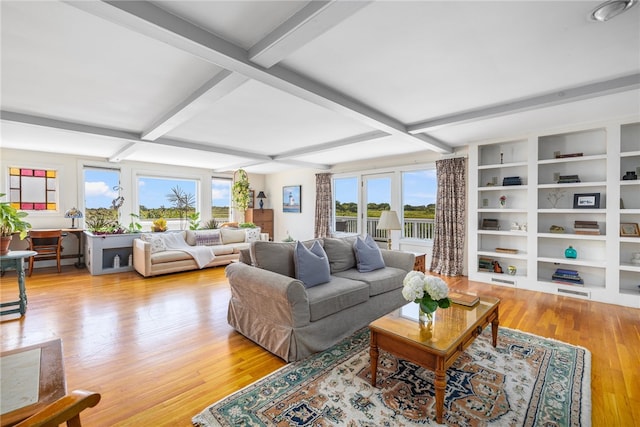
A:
244,227,261,243
141,233,167,253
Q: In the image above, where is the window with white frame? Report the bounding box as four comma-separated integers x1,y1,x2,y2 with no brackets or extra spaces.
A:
402,169,437,241
211,177,232,226
84,166,121,227
138,176,198,230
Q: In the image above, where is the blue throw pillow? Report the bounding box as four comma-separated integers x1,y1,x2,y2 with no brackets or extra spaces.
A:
294,240,331,288
354,234,385,272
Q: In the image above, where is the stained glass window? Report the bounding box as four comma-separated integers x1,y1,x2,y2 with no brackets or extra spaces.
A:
9,167,57,211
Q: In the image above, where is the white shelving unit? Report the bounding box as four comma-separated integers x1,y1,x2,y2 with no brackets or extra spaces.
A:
469,120,640,308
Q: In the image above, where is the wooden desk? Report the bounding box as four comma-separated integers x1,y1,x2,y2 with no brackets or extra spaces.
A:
26,229,85,268
0,250,37,316
369,298,500,423
0,339,66,426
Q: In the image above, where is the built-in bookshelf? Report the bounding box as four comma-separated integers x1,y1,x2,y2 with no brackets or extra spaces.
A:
469,119,640,308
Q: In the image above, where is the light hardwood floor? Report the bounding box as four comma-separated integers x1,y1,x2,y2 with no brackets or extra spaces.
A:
1,265,638,426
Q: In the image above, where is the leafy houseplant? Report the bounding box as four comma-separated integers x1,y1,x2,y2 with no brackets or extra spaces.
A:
151,218,167,232
231,169,250,223
0,193,31,254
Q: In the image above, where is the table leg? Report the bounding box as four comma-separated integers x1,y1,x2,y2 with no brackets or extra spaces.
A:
369,330,379,387
434,362,446,424
491,317,499,347
16,258,27,315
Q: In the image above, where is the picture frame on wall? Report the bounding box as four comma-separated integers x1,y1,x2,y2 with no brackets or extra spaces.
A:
283,185,301,213
247,190,255,209
620,223,640,237
573,193,600,209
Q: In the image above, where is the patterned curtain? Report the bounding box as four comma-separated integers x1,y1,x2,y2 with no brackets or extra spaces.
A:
430,157,466,276
314,173,333,238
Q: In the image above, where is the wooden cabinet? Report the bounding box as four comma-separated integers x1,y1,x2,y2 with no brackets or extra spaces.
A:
245,209,273,240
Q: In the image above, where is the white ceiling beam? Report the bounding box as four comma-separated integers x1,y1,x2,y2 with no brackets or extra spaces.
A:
66,0,453,154
109,142,140,162
141,70,248,141
408,73,640,133
249,0,372,68
0,110,271,162
274,131,388,159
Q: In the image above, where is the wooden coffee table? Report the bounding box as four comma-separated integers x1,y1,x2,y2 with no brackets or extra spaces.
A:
369,296,500,423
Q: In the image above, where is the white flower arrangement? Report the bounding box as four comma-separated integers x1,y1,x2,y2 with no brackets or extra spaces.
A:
402,271,451,314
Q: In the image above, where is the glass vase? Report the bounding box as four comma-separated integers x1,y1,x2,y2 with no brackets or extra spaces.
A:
419,307,434,326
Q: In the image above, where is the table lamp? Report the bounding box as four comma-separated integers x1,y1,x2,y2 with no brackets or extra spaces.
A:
376,210,401,250
257,191,266,210
64,207,83,229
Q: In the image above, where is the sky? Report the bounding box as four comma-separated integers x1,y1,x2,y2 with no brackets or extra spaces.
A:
84,169,436,210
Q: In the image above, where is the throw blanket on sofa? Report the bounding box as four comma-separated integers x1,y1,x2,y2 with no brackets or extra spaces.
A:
162,233,215,268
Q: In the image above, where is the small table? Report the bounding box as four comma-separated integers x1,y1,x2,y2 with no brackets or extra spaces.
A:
369,297,500,423
412,252,426,273
0,339,66,426
0,250,37,316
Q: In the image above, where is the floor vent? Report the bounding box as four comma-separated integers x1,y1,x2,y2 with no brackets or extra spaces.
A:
491,277,516,286
557,287,591,299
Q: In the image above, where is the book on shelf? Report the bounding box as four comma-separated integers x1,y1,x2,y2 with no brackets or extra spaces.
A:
552,278,585,286
554,268,580,276
448,291,480,307
502,176,522,186
554,153,584,158
575,229,601,235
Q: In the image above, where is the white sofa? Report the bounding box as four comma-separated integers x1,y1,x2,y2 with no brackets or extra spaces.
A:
133,227,260,277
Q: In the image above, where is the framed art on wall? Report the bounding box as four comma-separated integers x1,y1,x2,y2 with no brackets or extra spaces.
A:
283,185,301,213
573,193,600,209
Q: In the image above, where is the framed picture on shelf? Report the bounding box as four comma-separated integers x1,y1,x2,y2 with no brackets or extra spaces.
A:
573,193,600,209
620,223,640,237
247,190,255,209
282,185,301,213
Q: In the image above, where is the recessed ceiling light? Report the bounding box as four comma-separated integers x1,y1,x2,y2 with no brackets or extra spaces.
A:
590,0,637,21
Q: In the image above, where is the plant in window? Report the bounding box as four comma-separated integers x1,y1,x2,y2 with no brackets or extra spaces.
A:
239,222,257,228
85,211,123,235
188,212,200,230
127,213,142,233
231,169,250,222
166,186,195,230
0,193,31,254
151,218,167,232
202,218,219,229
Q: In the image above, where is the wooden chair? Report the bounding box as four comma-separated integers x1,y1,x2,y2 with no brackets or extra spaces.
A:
27,230,63,276
13,390,101,427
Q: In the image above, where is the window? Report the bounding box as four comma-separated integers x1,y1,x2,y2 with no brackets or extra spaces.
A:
402,169,437,240
9,167,57,210
84,166,121,225
333,167,437,243
138,176,197,230
212,177,231,224
334,177,358,233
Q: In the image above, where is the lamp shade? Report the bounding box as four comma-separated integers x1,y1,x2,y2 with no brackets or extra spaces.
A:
377,210,401,230
257,191,266,199
64,207,83,219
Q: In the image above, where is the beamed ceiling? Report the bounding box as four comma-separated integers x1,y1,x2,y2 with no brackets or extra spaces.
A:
1,1,639,174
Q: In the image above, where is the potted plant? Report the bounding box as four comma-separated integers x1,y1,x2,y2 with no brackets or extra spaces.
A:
151,218,167,232
0,193,31,255
231,169,250,223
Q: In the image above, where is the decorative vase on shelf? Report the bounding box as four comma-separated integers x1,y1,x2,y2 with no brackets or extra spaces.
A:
565,246,577,259
507,265,517,275
499,195,506,208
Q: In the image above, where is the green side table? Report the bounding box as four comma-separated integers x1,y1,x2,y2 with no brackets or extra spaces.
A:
1,250,37,316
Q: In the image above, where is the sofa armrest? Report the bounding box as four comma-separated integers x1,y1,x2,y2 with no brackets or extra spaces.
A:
225,262,310,327
380,249,415,272
133,238,152,277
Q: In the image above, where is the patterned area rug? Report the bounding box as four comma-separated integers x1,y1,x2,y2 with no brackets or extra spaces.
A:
193,327,591,426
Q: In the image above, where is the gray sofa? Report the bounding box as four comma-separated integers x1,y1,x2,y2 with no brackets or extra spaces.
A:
133,227,260,277
226,236,415,362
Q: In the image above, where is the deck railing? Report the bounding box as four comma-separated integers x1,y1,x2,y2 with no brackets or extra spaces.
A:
335,216,435,240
